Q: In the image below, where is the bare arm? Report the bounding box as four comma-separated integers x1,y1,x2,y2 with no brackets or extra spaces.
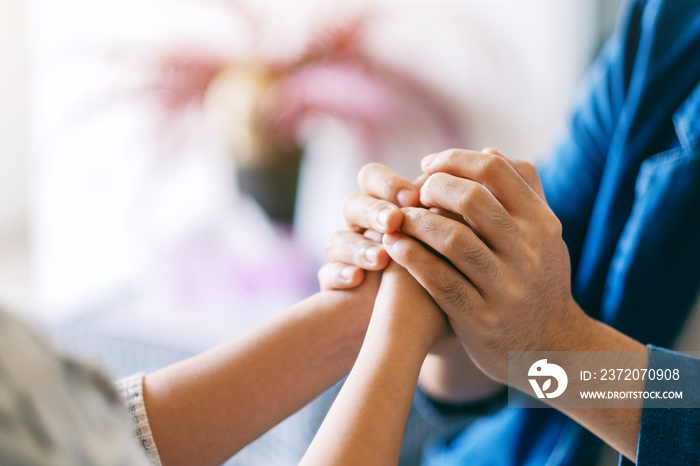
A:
418,344,503,404
546,309,646,462
302,263,449,466
142,278,379,466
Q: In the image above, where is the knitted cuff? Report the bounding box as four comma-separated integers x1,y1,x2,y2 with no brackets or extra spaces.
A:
116,373,163,466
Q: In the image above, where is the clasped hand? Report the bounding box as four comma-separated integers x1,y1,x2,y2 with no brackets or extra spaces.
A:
320,148,584,384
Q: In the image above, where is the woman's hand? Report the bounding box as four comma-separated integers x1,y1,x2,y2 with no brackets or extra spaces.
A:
318,163,422,290
301,261,448,466
371,261,450,352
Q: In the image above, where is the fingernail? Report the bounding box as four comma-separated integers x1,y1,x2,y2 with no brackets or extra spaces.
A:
383,233,400,247
397,188,416,207
340,265,356,282
377,207,393,228
421,154,437,171
364,245,381,263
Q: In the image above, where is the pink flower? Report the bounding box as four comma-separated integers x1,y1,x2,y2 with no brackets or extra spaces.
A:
140,12,466,161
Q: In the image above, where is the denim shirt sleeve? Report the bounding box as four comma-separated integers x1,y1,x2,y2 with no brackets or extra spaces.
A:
619,345,700,465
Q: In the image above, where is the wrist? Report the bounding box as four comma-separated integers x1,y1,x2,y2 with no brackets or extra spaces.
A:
359,315,432,389
544,299,596,352
368,303,442,360
316,289,374,350
547,299,646,353
419,349,505,404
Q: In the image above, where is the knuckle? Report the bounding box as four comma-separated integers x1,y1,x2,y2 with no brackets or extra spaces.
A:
436,277,473,315
550,216,563,237
392,238,429,273
518,240,539,264
505,277,531,304
395,238,420,264
420,174,438,196
377,176,395,200
422,173,451,201
442,223,464,252
443,148,463,165
457,182,483,212
461,248,497,281
439,223,498,281
520,160,538,179
481,154,509,179
452,240,498,281
542,213,563,238
409,208,439,235
493,208,520,236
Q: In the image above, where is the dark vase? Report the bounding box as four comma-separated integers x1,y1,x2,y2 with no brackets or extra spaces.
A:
235,147,303,224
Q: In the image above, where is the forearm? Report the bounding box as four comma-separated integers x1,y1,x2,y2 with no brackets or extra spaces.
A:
418,342,504,404
300,300,434,466
143,291,369,466
536,306,647,462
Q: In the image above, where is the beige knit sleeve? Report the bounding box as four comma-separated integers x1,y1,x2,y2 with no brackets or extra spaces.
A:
115,373,163,466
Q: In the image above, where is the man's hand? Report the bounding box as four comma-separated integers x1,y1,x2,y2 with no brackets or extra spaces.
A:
383,148,584,383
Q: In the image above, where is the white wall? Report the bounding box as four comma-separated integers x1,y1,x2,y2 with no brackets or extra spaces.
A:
24,0,621,319
0,0,31,314
0,0,27,242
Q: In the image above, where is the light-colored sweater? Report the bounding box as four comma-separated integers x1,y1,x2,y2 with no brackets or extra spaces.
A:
0,308,161,465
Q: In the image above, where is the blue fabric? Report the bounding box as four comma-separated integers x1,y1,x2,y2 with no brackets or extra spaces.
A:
423,0,700,464
620,346,700,465
627,346,700,465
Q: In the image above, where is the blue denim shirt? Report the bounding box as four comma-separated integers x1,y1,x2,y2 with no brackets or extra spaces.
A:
625,346,700,465
423,0,700,464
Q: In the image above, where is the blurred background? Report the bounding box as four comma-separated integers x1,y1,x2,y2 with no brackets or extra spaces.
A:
0,0,626,463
